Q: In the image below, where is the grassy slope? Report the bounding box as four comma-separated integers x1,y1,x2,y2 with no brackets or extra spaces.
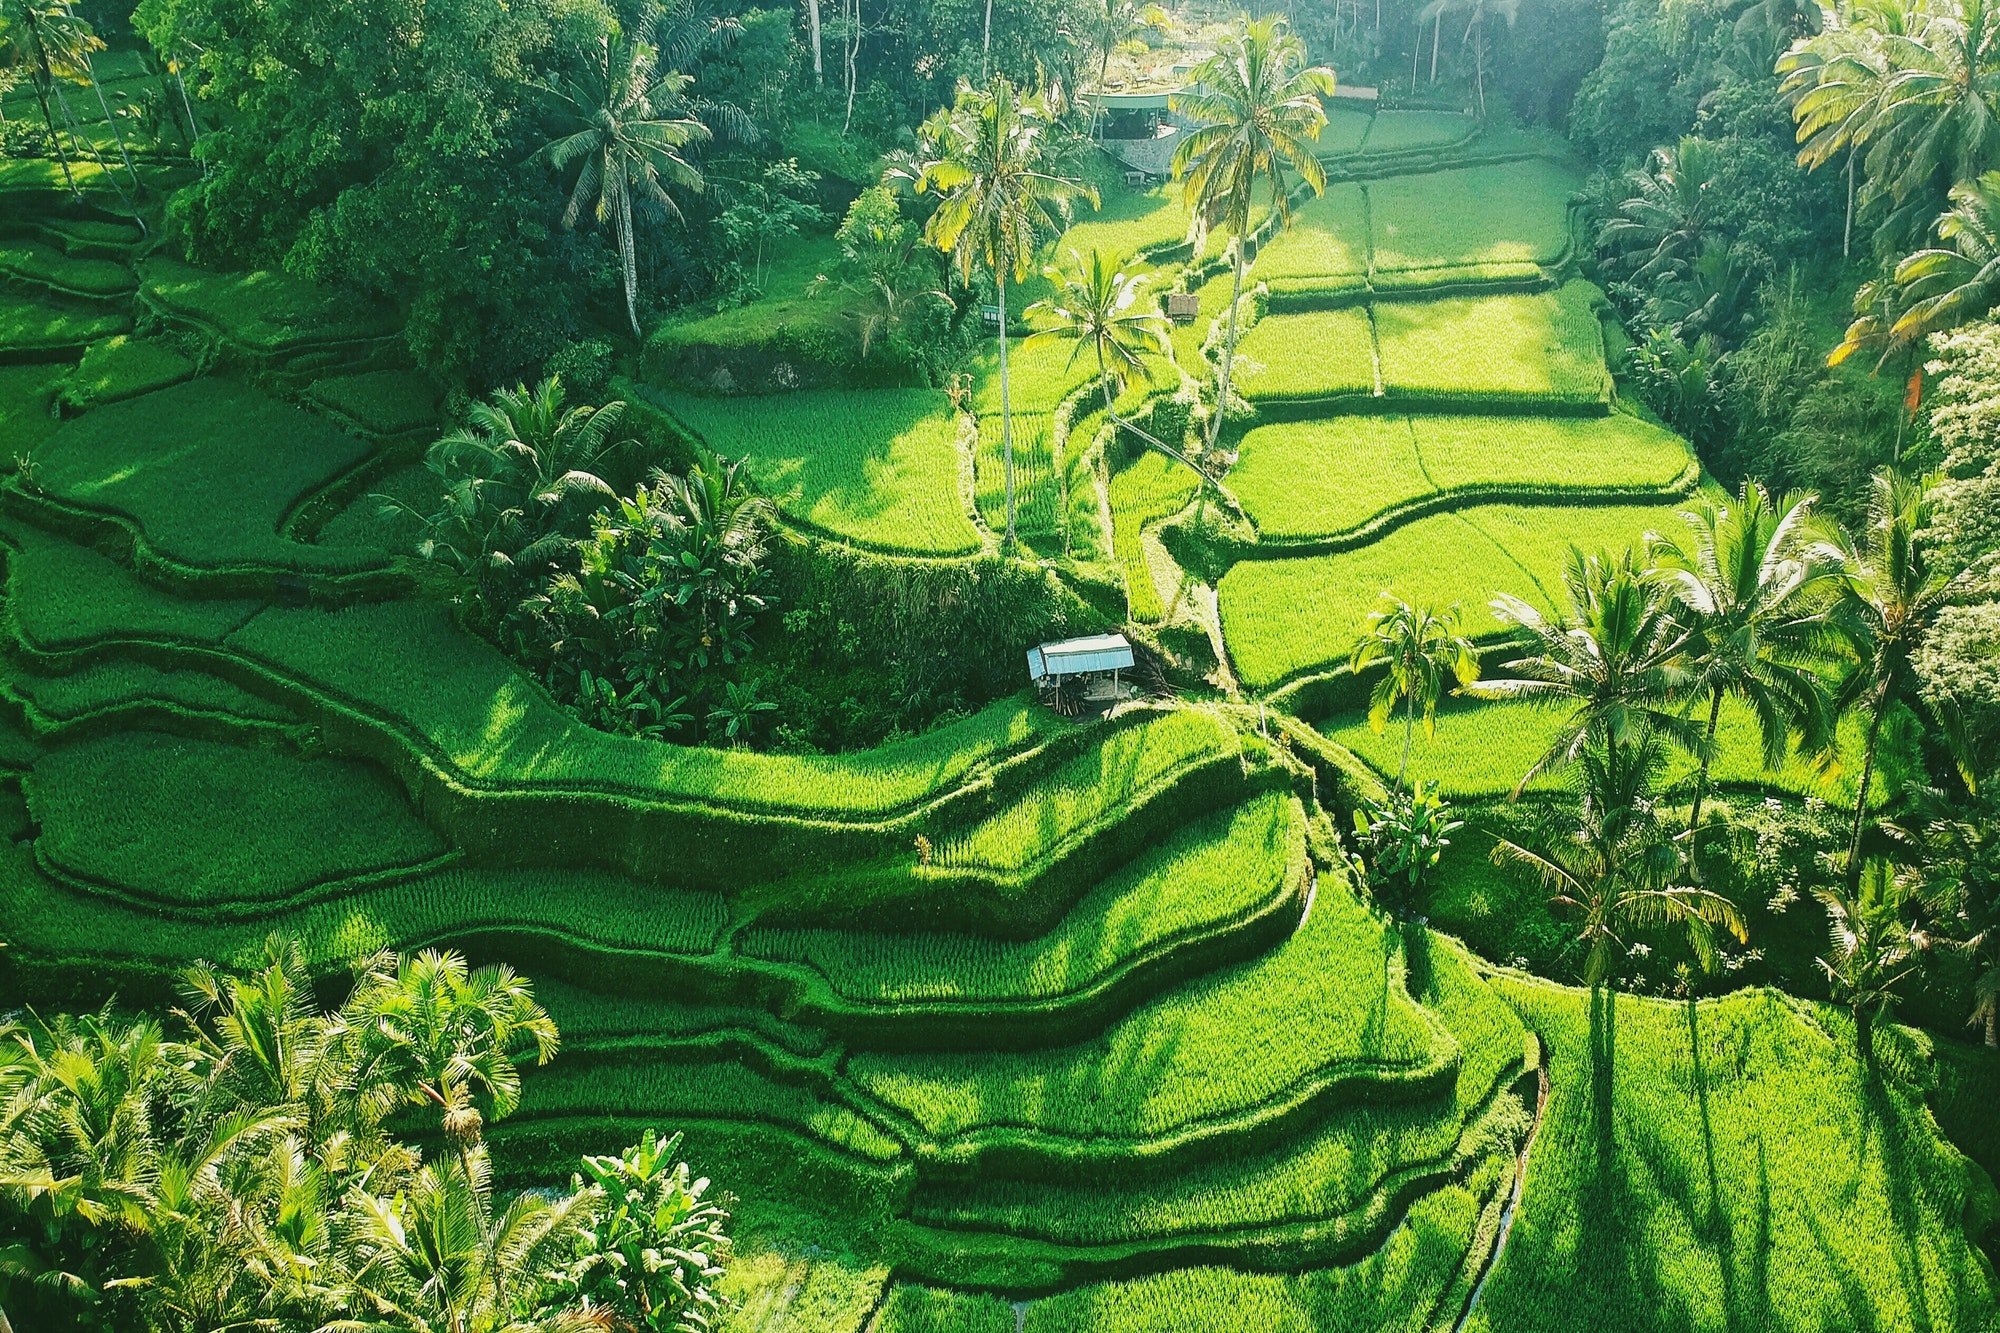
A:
654,387,982,555
1469,980,2000,1333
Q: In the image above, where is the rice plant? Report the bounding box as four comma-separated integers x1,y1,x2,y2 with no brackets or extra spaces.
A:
1368,159,1580,276
1230,416,1433,541
659,387,983,555
1372,282,1611,406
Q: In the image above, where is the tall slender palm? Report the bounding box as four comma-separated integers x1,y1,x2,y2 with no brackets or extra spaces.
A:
339,949,559,1159
1462,546,1702,796
1169,16,1335,467
1823,469,1971,890
1,0,96,196
1493,731,1747,985
1349,595,1481,793
538,19,712,337
913,75,1096,544
1781,0,2000,251
1646,481,1834,852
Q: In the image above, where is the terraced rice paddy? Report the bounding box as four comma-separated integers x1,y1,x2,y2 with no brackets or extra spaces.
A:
7,113,1997,1333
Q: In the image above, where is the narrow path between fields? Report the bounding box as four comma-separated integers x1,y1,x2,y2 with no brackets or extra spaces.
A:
1453,1035,1551,1332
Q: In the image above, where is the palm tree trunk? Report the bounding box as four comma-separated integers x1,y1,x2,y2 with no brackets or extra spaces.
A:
983,0,994,79
998,272,1015,543
619,190,642,338
1685,686,1724,871
85,53,143,197
29,61,80,198
809,0,824,83
1844,148,1854,259
1430,14,1442,82
1208,240,1246,455
1398,688,1415,793
1846,689,1888,893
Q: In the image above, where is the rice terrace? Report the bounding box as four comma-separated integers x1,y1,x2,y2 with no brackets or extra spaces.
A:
0,0,1998,1329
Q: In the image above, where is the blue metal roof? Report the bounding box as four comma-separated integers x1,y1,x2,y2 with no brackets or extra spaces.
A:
1028,633,1135,680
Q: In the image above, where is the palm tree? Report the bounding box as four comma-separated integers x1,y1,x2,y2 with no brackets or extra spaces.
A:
1024,247,1170,425
1823,469,1972,891
1348,595,1481,793
1781,0,2000,252
339,949,559,1159
332,1146,600,1333
1646,481,1834,854
1,0,95,197
1816,857,1922,1055
1169,16,1335,466
911,75,1096,544
408,377,626,606
1897,778,1999,1045
1492,731,1748,985
1462,546,1701,796
1598,137,1722,286
537,19,712,337
1880,170,2000,350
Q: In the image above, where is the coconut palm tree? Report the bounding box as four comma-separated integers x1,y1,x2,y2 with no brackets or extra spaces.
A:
1598,137,1723,286
1492,731,1747,985
1646,481,1835,854
339,949,559,1160
1781,0,2000,251
1,0,95,196
331,1146,601,1333
537,18,712,337
1462,546,1701,797
911,74,1096,544
409,377,626,607
1822,469,1973,891
1816,857,1923,1055
1349,595,1482,793
1169,16,1335,463
1024,247,1169,427
1881,170,2000,349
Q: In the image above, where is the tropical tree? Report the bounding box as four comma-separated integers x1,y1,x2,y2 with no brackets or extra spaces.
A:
1,0,97,196
538,16,713,337
1823,469,1973,890
1780,0,2000,252
557,1130,734,1332
1170,16,1335,468
340,949,560,1159
1462,546,1701,796
331,1147,601,1333
1492,732,1748,985
1348,595,1481,793
1598,137,1723,286
1024,247,1170,428
1816,857,1923,1054
1877,170,2000,350
1897,777,2000,1045
406,377,627,613
911,75,1096,544
1646,481,1834,853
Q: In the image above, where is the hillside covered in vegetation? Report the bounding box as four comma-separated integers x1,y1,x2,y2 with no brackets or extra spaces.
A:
1,0,1997,1329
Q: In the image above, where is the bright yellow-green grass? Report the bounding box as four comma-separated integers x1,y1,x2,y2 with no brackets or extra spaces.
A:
1360,110,1478,154
1253,183,1370,292
1326,695,1887,805
657,388,981,556
644,231,847,348
1167,272,1234,372
1367,158,1579,275
1233,306,1379,402
1373,282,1610,405
968,335,1103,416
1109,449,1199,622
1411,411,1694,493
1466,980,2000,1333
1457,490,1726,594
1230,416,1431,541
974,411,1059,537
1218,511,1534,689
1316,104,1376,155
